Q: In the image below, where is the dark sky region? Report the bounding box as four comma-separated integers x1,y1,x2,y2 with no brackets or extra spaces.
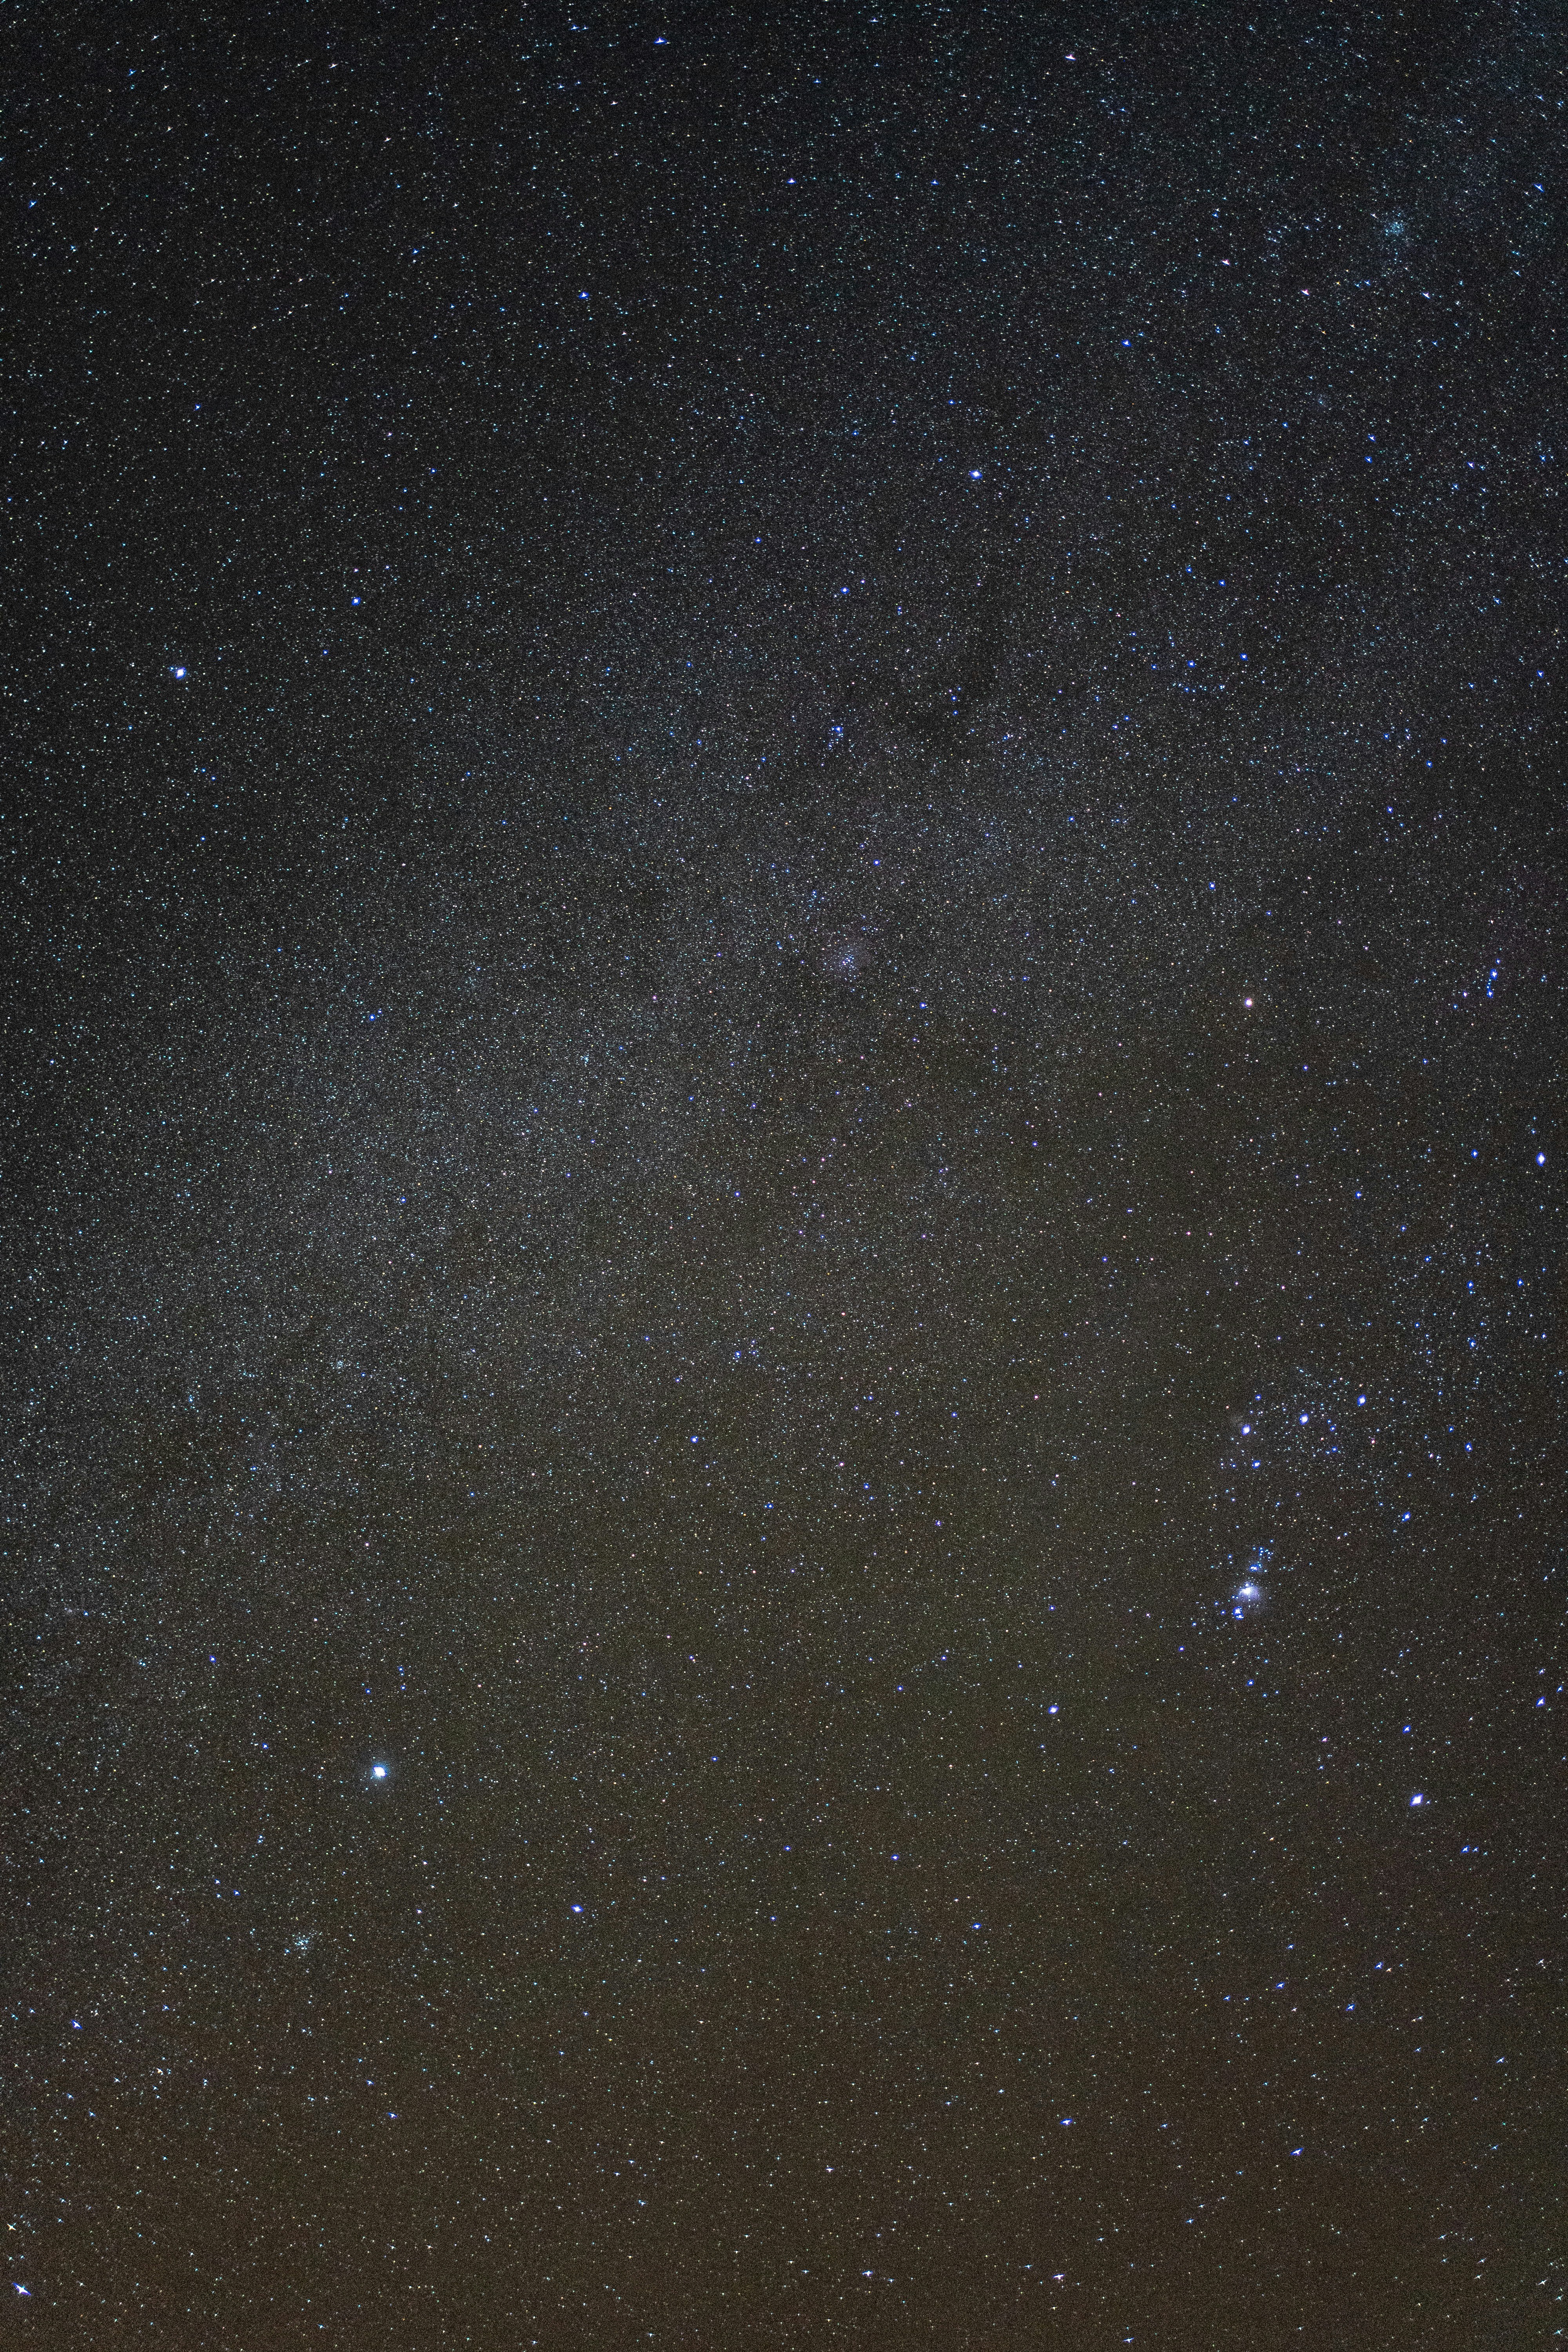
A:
3,2,1565,2345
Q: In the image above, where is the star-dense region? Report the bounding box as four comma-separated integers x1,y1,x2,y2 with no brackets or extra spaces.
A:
3,2,1564,2344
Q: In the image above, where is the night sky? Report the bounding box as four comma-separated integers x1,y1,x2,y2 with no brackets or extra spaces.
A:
5,3,1566,2344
